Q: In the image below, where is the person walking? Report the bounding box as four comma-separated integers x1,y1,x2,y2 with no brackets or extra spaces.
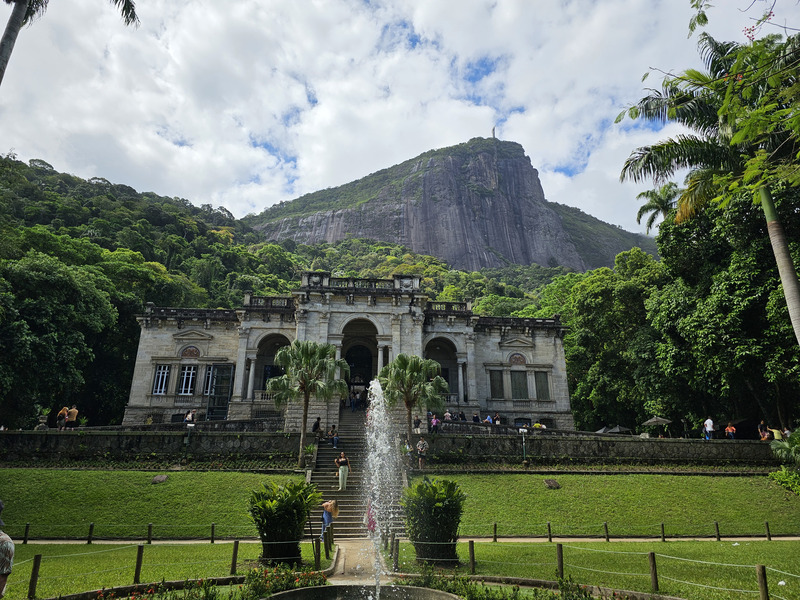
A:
416,435,429,470
334,452,352,491
319,499,339,540
703,416,714,440
0,500,14,600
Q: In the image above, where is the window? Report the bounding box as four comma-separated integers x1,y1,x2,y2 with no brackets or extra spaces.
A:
489,370,504,399
177,365,197,395
534,371,550,401
510,371,528,399
152,365,171,395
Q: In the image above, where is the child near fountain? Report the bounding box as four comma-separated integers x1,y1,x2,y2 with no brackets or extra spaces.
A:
320,499,339,540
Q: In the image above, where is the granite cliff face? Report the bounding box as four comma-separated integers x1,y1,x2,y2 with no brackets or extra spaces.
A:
251,138,655,271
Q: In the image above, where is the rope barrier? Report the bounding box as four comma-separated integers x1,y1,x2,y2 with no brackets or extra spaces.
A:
40,545,138,559
562,544,648,555
563,562,648,578
654,553,754,568
659,574,760,594
767,567,800,579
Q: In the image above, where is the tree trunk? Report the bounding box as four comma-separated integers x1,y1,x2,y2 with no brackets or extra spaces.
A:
406,402,413,443
0,0,28,88
298,391,309,468
761,187,800,347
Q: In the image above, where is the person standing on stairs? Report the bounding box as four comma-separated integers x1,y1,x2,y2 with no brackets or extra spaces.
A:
335,451,352,491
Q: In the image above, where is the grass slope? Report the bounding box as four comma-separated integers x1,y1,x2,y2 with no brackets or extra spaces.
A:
417,474,800,537
5,542,328,600
395,540,800,600
0,470,303,539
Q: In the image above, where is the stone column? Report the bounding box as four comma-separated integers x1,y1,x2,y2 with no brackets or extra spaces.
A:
377,345,385,370
247,358,257,401
465,333,478,405
457,360,466,403
231,327,250,402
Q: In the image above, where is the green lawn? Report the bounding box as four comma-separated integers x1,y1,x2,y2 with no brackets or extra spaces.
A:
395,540,800,600
418,474,800,538
0,470,303,539
3,542,329,600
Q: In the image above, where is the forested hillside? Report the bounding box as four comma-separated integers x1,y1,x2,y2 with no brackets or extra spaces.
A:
0,148,797,434
0,154,567,428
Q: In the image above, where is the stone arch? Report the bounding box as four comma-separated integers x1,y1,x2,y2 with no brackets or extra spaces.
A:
342,319,379,393
424,336,460,400
254,333,292,392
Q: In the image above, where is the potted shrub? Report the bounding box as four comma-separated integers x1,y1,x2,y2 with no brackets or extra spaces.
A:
248,480,321,566
303,444,316,467
401,476,466,565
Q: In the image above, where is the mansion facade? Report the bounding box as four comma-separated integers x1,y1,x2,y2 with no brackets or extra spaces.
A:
123,272,574,430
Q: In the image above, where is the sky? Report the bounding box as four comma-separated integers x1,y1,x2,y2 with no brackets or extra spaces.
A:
0,0,777,234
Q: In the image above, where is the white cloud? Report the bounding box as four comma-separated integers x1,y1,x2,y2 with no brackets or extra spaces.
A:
0,0,760,231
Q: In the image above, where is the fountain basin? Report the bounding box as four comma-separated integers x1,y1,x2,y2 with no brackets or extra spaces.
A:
271,585,461,600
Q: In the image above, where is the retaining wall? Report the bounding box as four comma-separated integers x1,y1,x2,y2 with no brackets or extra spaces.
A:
0,429,778,465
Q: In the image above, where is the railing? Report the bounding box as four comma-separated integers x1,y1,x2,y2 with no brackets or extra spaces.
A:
328,277,395,290
426,301,469,313
246,296,294,309
146,394,203,408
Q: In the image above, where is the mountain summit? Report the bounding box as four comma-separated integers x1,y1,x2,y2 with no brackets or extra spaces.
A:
248,138,655,271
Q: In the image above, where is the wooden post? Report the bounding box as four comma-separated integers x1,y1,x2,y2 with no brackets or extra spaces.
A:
756,564,769,600
230,540,239,575
493,522,497,542
547,521,552,543
765,521,771,542
147,523,153,545
556,544,564,579
390,532,396,558
23,523,30,545
382,533,388,551
714,521,720,542
648,551,659,592
469,540,475,575
329,523,335,546
314,538,321,571
27,554,41,600
323,529,330,559
134,545,144,585
87,522,94,545
660,523,665,542
210,523,216,544
392,538,399,572
603,522,609,542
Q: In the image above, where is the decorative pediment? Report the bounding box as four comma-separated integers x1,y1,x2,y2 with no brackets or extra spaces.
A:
498,336,534,348
173,330,214,342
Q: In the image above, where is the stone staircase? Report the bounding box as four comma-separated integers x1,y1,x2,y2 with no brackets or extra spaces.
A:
307,407,405,539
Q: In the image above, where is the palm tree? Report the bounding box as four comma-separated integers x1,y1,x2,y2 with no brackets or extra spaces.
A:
636,182,680,234
770,432,800,470
619,33,800,346
267,340,349,468
378,353,449,442
0,0,138,88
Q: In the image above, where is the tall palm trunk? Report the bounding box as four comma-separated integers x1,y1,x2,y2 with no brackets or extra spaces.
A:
0,0,28,88
760,187,800,347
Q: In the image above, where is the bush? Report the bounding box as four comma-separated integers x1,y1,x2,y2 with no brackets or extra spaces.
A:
769,466,800,494
402,477,466,565
248,480,321,565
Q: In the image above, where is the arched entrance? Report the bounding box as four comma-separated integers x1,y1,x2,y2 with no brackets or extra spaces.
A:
425,337,459,403
253,334,291,398
342,319,378,402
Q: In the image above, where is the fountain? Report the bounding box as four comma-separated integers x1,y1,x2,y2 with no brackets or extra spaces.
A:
272,380,457,599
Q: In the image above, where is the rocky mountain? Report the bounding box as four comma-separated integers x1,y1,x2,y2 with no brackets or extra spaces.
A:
246,138,656,272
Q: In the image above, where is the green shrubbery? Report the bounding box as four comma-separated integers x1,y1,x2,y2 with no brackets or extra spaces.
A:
247,480,321,565
402,477,466,565
768,466,800,494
